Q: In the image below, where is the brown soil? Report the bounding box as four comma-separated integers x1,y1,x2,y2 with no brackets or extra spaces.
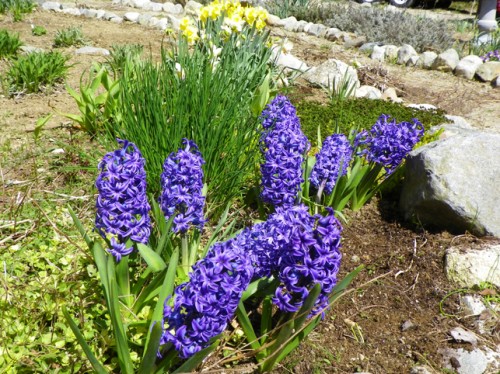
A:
1,4,499,374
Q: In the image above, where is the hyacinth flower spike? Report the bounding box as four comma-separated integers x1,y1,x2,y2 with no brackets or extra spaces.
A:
309,134,353,214
159,138,206,273
349,114,424,210
259,95,309,209
95,139,151,262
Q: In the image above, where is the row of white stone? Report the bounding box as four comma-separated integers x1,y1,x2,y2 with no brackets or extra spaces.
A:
39,0,500,85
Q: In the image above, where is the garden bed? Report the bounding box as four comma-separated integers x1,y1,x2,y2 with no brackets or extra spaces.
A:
1,2,499,373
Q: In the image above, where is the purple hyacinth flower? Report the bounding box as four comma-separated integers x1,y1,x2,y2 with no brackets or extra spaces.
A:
159,139,206,234
95,139,151,261
355,114,424,174
310,134,353,195
160,238,253,358
240,204,342,317
260,95,309,208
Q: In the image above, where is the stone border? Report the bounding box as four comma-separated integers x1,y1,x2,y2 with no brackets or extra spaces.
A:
37,0,500,87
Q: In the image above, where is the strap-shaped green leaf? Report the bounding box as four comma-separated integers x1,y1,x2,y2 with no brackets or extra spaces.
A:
236,302,261,352
62,307,108,374
172,339,220,374
138,323,163,374
67,205,92,248
137,243,167,272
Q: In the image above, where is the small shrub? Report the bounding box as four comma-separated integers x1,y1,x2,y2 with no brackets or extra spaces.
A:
7,51,71,94
0,0,35,21
0,29,22,58
264,0,309,19
31,25,47,36
287,3,455,53
295,97,447,147
54,27,87,48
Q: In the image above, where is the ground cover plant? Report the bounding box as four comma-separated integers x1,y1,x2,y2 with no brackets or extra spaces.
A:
0,29,22,58
54,26,88,48
5,51,71,94
1,1,499,372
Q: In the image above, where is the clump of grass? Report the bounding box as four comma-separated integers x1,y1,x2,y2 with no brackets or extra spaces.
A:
32,25,47,36
279,3,455,53
263,0,310,19
0,0,36,21
53,27,88,48
0,29,22,58
6,51,71,94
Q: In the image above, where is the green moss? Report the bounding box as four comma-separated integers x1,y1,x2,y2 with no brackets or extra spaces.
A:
294,97,447,147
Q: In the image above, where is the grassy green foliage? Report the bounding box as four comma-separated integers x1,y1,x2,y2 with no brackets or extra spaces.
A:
32,25,47,36
0,0,36,21
106,43,144,75
104,23,272,215
295,97,447,148
54,26,88,48
467,29,500,57
6,51,71,94
285,3,455,53
0,29,22,58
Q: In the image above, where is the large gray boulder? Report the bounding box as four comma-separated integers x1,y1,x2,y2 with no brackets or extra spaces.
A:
400,130,500,237
303,58,359,94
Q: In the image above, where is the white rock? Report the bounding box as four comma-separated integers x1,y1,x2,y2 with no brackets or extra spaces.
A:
446,245,500,288
143,1,163,11
406,55,420,66
407,103,437,111
462,295,487,316
382,87,401,102
61,7,81,16
156,18,170,30
303,58,359,93
95,9,106,19
131,0,150,8
266,14,284,27
355,85,382,99
494,75,500,88
110,17,124,24
20,45,44,54
418,51,438,69
41,2,61,11
383,45,399,61
82,9,98,18
282,16,298,31
455,55,484,80
397,44,418,65
306,23,327,37
75,47,110,56
440,348,492,374
148,16,159,27
295,20,309,33
325,27,342,41
449,327,478,345
432,48,460,72
410,366,433,374
51,148,65,154
124,12,141,22
163,2,183,14
166,14,180,31
370,45,385,62
103,12,119,20
138,14,152,26
476,61,500,82
272,50,309,72
185,0,203,16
